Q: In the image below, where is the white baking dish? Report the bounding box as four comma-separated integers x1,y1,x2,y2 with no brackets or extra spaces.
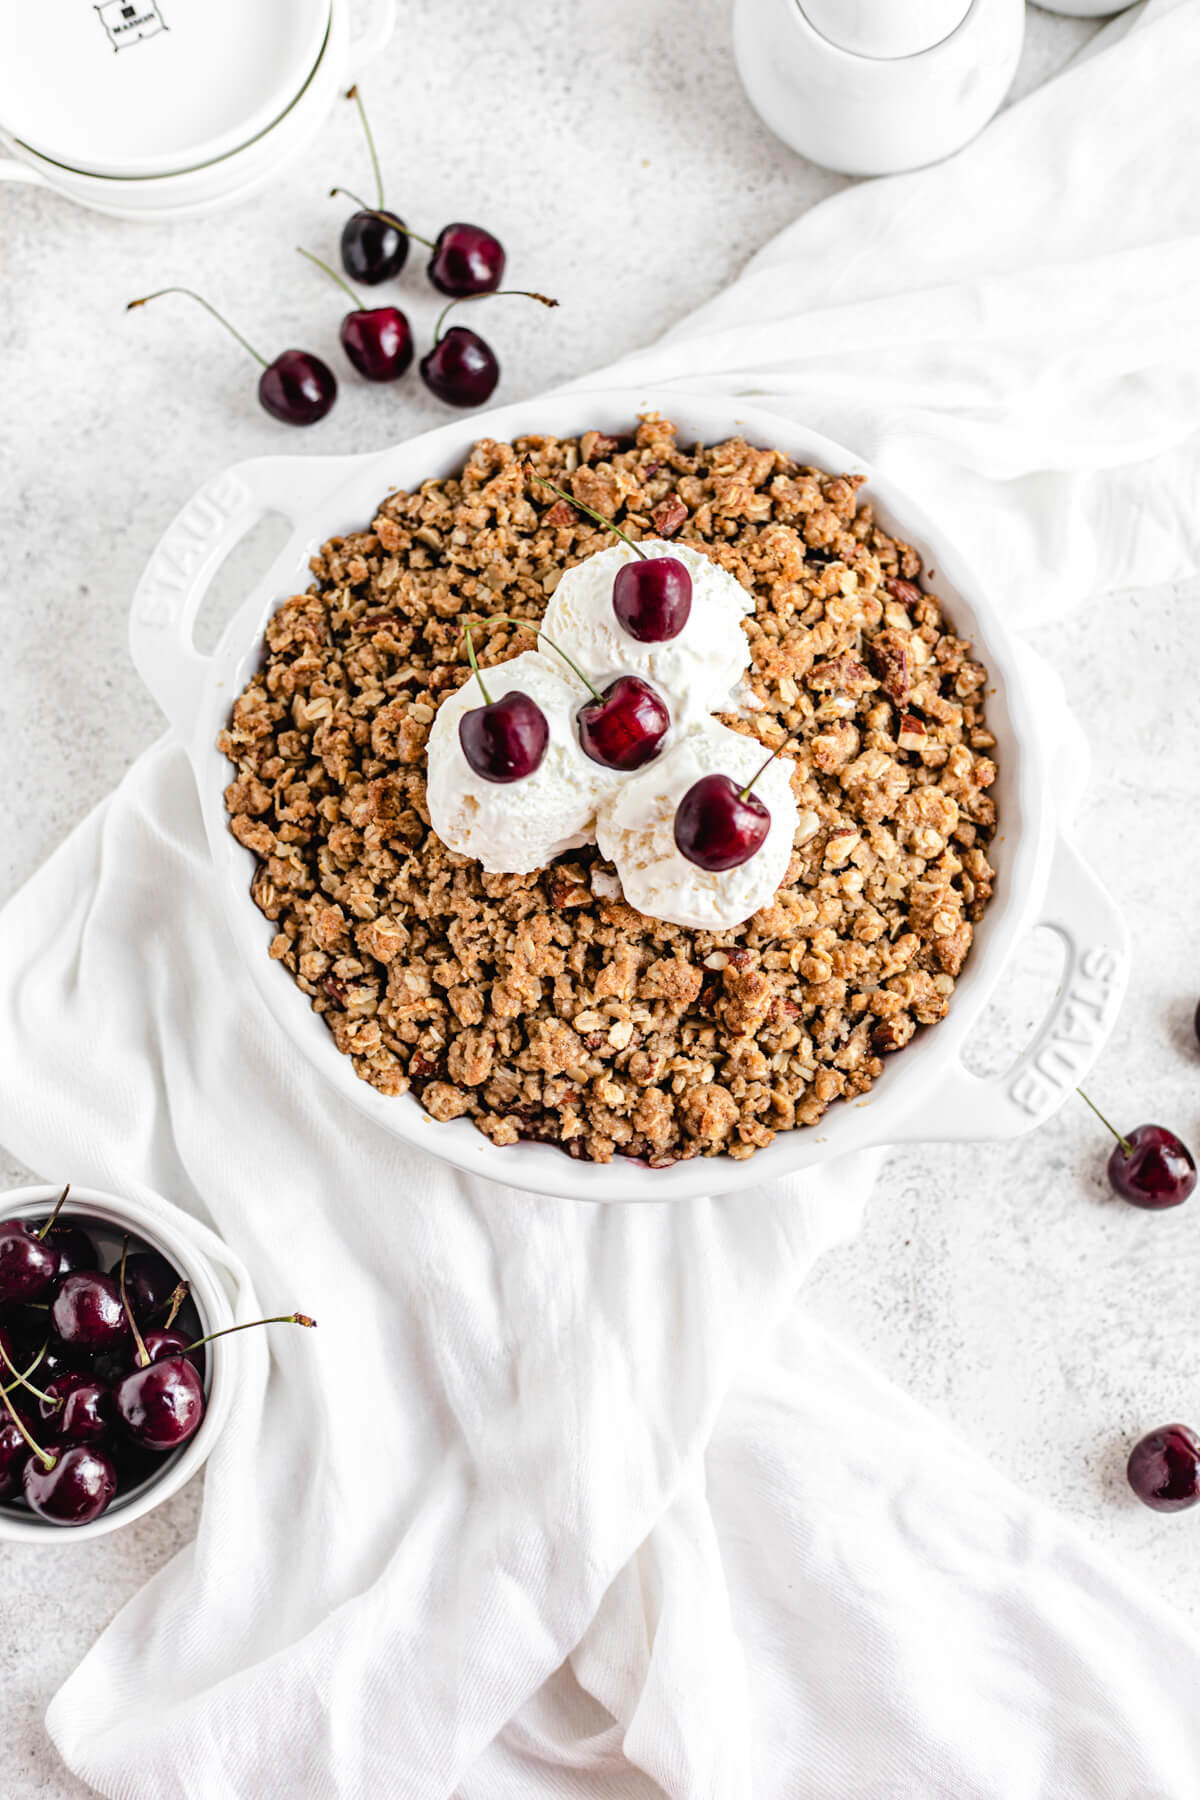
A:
128,391,1129,1202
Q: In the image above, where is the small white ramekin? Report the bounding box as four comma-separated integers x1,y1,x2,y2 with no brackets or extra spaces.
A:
0,1183,238,1542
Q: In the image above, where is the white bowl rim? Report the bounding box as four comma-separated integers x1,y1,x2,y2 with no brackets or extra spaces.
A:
131,387,1127,1202
0,1183,237,1543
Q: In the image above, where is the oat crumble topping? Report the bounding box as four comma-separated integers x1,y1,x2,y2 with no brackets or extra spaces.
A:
218,418,997,1165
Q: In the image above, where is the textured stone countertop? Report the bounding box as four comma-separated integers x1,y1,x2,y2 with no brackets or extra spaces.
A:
6,5,1199,1794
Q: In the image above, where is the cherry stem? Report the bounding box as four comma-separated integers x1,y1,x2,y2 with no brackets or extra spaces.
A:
524,464,646,560
297,246,363,312
433,291,558,346
0,1338,57,1407
739,738,792,802
117,1236,151,1371
160,1283,190,1331
1076,1088,1134,1157
477,611,602,702
345,84,385,212
126,289,268,370
0,1342,49,1400
461,622,493,706
0,1371,54,1470
183,1313,317,1355
36,1183,70,1242
328,188,434,248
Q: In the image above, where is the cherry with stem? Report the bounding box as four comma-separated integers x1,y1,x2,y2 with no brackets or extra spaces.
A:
335,87,412,285
0,1183,70,1304
526,466,693,643
420,292,558,409
127,289,337,427
297,247,413,384
0,1337,59,1410
674,739,792,873
1077,1089,1197,1209
476,611,669,773
456,622,549,783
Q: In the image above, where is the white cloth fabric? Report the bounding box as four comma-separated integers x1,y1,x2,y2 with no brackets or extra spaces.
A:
3,2,1200,1793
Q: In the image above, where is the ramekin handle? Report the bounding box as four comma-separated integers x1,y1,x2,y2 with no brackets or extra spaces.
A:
891,834,1130,1143
129,457,346,738
351,0,397,60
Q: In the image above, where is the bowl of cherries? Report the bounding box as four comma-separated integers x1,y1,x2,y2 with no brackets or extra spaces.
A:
0,1182,311,1538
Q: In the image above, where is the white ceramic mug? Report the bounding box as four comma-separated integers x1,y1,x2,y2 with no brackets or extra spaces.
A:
0,0,395,221
733,0,1025,177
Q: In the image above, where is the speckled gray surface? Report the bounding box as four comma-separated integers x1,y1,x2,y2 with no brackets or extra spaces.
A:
7,5,1199,1797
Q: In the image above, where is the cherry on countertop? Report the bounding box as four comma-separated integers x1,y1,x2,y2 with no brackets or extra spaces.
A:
419,291,557,409
428,222,506,297
298,248,413,384
1078,1094,1197,1209
1127,1424,1200,1511
333,89,410,285
127,289,336,428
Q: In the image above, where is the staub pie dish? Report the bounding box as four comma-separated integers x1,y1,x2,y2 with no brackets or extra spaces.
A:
129,392,1129,1202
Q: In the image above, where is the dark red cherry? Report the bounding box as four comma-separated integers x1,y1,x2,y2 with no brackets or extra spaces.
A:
334,90,411,284
23,1443,116,1526
39,1371,114,1444
421,327,498,408
578,677,669,771
613,558,693,643
428,222,506,297
140,1328,196,1365
258,350,337,427
0,1420,29,1499
341,209,408,285
50,1272,131,1353
459,691,548,783
37,1221,98,1278
1127,1424,1200,1511
127,289,336,428
1193,997,1200,1047
1107,1125,1196,1209
674,774,770,872
115,1356,206,1452
0,1220,59,1303
340,307,413,382
116,1250,182,1324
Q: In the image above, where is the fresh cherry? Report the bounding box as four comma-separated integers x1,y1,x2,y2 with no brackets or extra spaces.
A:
0,1184,68,1303
613,556,693,643
39,1371,114,1444
525,467,693,643
1078,1095,1197,1208
117,1250,183,1324
37,1222,98,1279
0,1220,59,1304
23,1443,117,1527
1127,1424,1200,1511
420,290,557,409
0,1420,28,1499
674,774,770,872
455,622,549,783
428,223,506,298
115,1356,205,1453
127,289,336,427
298,248,413,383
50,1272,131,1353
333,89,410,284
578,677,669,771
140,1328,196,1365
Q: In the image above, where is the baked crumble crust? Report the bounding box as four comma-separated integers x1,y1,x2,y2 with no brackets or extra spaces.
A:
218,418,997,1165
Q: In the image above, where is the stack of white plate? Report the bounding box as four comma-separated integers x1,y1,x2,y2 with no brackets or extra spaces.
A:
0,0,395,219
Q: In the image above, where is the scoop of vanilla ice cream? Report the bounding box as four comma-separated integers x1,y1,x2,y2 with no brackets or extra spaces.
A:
596,721,816,931
425,652,613,874
540,540,752,729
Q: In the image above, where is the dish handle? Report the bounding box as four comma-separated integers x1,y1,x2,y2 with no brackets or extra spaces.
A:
890,834,1130,1143
129,456,354,738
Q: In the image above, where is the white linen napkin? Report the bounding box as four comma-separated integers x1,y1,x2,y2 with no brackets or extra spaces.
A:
3,1,1200,1793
